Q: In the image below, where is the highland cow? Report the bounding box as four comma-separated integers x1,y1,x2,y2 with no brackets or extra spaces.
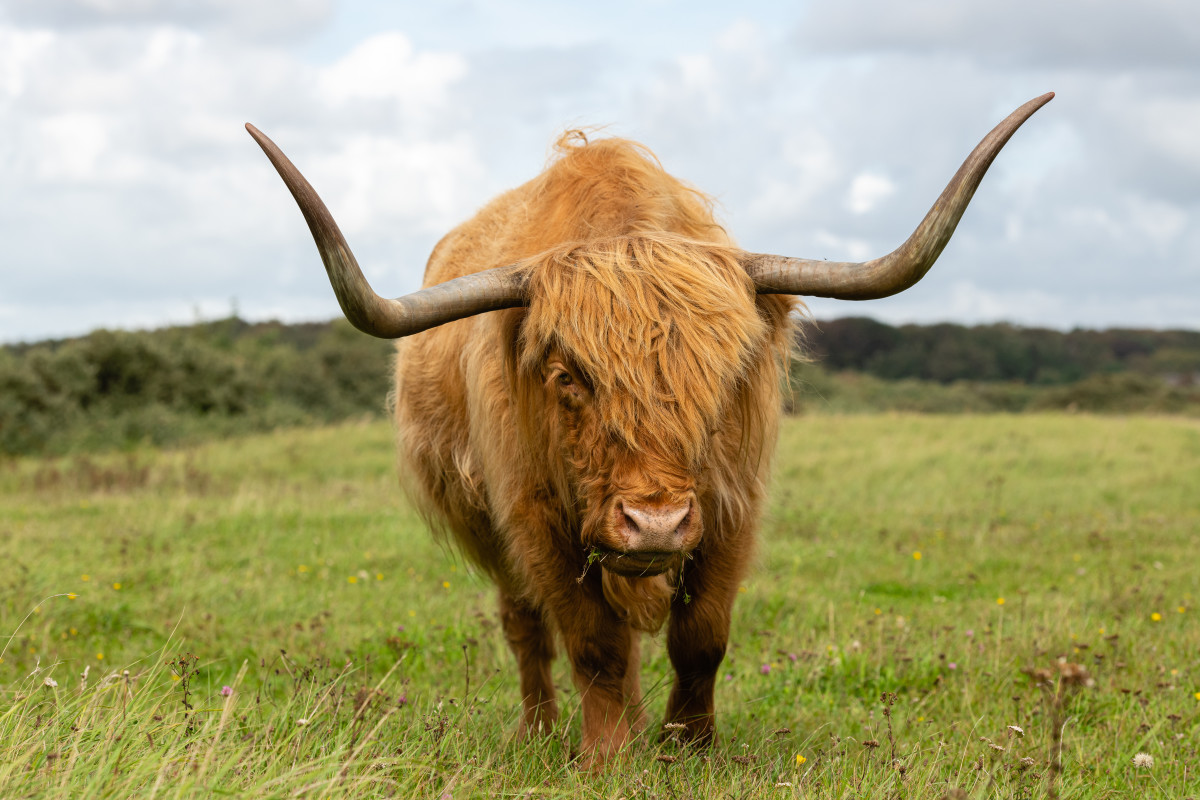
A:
247,92,1052,766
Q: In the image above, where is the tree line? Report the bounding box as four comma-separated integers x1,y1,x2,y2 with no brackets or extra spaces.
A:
2,316,1197,455
804,317,1200,385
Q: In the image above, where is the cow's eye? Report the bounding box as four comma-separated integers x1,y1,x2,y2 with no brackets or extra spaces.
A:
557,371,575,387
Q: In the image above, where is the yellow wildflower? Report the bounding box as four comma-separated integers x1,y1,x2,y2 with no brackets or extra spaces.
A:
1151,612,1162,622
997,597,1005,606
912,551,922,561
796,754,806,765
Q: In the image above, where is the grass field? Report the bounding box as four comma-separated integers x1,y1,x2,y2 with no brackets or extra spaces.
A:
1,414,1197,798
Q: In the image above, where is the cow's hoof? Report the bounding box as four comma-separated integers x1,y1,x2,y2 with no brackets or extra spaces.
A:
659,720,715,747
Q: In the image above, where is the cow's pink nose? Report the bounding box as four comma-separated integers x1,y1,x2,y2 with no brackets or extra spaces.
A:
620,501,692,551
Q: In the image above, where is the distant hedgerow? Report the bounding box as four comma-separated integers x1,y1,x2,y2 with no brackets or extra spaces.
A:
0,318,394,455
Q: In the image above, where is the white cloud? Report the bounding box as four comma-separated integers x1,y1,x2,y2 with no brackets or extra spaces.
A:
0,12,479,342
846,172,895,215
36,113,109,180
1140,97,1200,172
2,0,334,41
1127,196,1187,253
808,231,872,263
317,32,467,109
2,0,1200,342
0,27,54,97
746,127,842,226
796,0,1200,71
309,133,484,238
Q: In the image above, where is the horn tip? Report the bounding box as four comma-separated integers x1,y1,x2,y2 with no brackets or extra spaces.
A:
1033,91,1055,108
245,123,277,155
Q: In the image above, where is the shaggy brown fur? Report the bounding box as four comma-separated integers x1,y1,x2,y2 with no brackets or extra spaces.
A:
393,132,796,766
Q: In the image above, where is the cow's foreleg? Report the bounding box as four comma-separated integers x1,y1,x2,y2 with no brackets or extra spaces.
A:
499,590,558,737
663,541,748,745
554,573,636,767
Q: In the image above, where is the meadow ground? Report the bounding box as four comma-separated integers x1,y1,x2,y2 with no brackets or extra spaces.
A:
0,414,1197,798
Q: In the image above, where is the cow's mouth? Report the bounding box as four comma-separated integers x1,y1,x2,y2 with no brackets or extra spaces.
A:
594,546,681,577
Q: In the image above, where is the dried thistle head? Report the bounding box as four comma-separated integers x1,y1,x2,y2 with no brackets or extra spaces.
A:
980,736,1006,752
1056,660,1095,688
1022,665,1056,688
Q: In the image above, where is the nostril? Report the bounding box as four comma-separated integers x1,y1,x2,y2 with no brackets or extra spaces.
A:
620,500,692,546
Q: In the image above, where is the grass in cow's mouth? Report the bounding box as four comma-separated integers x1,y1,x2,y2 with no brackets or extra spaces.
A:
0,414,1198,798
576,546,603,583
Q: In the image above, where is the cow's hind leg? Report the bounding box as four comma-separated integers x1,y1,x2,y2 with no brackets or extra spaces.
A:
499,591,558,737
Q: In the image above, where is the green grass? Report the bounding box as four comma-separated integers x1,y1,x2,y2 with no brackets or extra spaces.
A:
1,415,1198,798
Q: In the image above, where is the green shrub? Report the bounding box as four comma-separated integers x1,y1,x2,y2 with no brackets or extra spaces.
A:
0,318,394,456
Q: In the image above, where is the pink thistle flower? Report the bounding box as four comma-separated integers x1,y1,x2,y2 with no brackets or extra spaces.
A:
760,664,771,675
220,685,233,697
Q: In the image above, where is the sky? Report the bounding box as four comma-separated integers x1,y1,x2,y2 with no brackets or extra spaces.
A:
1,0,1198,343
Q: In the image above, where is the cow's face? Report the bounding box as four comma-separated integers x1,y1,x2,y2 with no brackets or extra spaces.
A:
517,235,780,576
539,346,701,576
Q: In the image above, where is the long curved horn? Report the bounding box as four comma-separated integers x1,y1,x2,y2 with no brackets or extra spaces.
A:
246,124,527,339
743,92,1054,299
